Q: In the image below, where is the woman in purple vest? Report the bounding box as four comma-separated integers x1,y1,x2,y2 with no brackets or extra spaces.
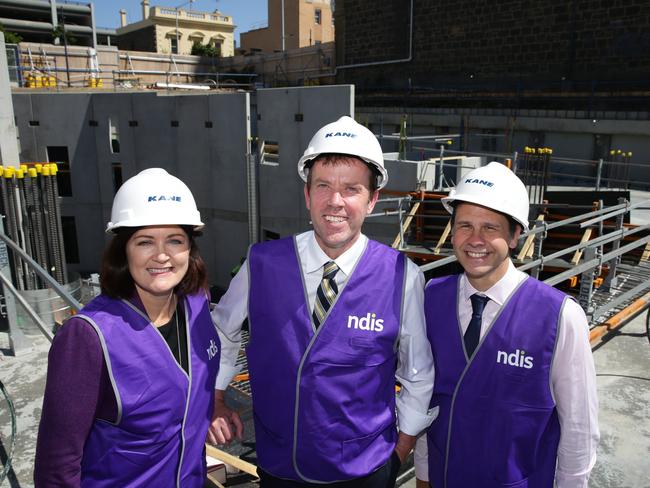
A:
34,168,228,487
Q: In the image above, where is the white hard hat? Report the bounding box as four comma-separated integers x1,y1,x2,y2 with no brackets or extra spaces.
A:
442,161,530,231
297,116,388,189
106,168,204,233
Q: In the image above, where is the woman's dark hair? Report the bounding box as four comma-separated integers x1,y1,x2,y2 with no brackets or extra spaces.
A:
100,225,208,299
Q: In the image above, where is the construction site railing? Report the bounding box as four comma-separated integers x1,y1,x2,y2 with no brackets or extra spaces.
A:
0,230,82,345
406,197,650,322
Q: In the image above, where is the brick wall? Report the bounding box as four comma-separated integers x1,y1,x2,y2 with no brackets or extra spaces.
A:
336,0,650,92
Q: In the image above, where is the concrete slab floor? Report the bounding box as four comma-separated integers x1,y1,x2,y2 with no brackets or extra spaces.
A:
1,312,649,488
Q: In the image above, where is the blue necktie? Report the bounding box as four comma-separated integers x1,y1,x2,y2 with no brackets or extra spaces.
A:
465,294,489,356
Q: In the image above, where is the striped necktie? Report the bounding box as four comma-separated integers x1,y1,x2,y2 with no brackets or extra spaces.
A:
313,261,339,328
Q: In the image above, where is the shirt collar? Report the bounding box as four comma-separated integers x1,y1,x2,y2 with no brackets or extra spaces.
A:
301,231,367,278
460,260,526,306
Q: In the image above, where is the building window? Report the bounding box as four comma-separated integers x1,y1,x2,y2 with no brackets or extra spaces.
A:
46,146,72,197
528,131,545,148
261,140,279,166
189,32,204,45
61,216,79,264
480,129,498,153
208,40,223,56
109,118,120,153
111,163,123,194
315,9,322,24
593,134,611,161
170,37,178,54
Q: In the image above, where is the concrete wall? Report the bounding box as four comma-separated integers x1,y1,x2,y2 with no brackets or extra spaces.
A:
11,85,355,289
255,84,354,238
14,41,335,88
12,90,252,288
359,108,650,190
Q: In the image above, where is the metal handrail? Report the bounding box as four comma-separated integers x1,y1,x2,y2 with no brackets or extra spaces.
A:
0,230,82,310
525,202,629,236
518,224,650,272
579,199,649,228
414,201,649,276
544,234,650,287
0,272,53,342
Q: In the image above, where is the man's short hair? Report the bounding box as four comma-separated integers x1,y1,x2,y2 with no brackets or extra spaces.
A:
450,203,521,238
304,153,379,194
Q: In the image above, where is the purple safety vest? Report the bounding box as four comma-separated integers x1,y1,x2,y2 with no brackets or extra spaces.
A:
246,236,406,482
76,293,220,487
425,275,567,488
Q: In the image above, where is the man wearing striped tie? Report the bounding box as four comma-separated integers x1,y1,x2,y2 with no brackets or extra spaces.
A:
211,116,436,487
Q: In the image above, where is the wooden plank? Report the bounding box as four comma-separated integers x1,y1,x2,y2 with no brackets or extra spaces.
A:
517,214,544,261
391,201,421,249
571,228,593,265
641,242,650,262
205,445,259,478
433,219,451,255
206,474,225,488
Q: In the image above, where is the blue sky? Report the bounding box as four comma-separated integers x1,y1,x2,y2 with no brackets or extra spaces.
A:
93,0,268,45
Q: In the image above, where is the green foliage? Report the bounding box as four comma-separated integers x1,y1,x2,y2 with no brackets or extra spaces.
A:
0,24,22,44
191,41,221,58
51,25,77,45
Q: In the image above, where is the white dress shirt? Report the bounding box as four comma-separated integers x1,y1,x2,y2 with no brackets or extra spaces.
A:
415,261,599,487
213,231,437,436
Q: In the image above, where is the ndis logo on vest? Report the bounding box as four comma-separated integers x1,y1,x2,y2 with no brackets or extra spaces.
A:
496,349,534,369
206,339,218,360
347,313,384,332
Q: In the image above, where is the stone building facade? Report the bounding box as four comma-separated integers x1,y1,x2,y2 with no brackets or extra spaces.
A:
335,0,650,108
117,0,235,57
241,0,334,53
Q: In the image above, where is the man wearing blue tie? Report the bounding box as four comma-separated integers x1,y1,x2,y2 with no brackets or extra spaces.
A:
415,162,599,488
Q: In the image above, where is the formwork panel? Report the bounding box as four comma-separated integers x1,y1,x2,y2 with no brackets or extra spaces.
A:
255,85,355,238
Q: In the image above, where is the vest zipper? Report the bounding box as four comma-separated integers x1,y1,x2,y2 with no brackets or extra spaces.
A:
176,300,193,487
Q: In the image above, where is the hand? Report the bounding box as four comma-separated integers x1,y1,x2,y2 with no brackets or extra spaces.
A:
207,390,244,445
394,432,416,464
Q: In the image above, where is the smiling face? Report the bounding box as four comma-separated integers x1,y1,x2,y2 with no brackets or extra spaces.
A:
126,225,190,303
451,202,521,291
304,156,379,259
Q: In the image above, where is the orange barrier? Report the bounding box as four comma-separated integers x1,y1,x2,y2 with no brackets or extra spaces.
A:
589,290,650,345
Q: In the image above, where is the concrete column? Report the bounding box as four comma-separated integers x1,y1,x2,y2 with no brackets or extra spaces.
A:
120,9,127,27
89,1,98,49
141,0,150,20
50,0,60,45
0,33,20,166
